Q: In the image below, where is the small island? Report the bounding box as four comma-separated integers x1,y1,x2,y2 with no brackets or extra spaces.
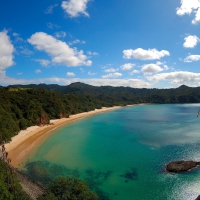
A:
166,160,200,173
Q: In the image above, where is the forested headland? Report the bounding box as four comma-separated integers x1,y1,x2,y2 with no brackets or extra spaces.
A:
1,82,200,199
1,82,200,142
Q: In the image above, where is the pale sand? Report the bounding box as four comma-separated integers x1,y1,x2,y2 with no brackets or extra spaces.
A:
5,106,121,167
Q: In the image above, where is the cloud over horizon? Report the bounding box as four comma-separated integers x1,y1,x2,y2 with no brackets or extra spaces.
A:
102,72,122,79
147,71,200,85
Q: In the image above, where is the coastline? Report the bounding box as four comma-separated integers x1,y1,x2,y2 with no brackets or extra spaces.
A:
5,106,122,167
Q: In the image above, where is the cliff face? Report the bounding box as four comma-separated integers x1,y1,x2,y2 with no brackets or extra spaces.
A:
35,111,50,126
35,112,69,126
15,170,47,200
59,112,69,118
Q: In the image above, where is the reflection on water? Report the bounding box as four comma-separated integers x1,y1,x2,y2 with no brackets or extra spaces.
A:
22,104,200,200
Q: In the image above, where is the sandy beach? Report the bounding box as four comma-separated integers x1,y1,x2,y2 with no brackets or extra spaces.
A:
5,106,121,167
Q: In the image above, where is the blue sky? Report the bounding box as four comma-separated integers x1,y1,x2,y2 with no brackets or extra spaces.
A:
1,0,200,88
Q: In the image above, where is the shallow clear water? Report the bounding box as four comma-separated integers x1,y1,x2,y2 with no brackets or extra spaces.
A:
22,104,200,199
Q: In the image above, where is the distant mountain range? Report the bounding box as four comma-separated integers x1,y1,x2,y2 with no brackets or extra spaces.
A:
8,82,200,104
1,82,200,142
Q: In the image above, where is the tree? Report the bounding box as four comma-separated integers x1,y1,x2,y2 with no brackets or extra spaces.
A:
0,134,31,200
47,177,98,200
37,193,57,200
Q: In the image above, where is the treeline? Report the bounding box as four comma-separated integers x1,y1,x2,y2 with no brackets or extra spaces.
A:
0,134,31,200
0,87,102,142
10,82,200,104
0,159,31,200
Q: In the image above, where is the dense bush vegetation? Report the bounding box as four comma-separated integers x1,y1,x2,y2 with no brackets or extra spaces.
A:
0,87,102,142
0,134,31,200
2,83,200,141
10,82,200,105
0,160,31,200
37,177,98,200
1,82,200,199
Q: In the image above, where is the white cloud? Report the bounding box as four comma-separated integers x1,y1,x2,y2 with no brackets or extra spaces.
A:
19,46,34,55
12,33,19,37
12,32,23,42
176,0,200,24
101,64,113,69
183,35,200,48
61,0,90,17
45,4,58,14
88,71,96,75
0,69,149,88
163,65,169,70
2,71,200,88
35,69,42,74
87,51,99,56
120,63,135,71
0,30,15,71
154,62,169,70
130,70,140,75
44,77,151,88
104,68,118,73
147,71,200,85
156,61,166,66
17,72,22,76
184,54,200,62
28,32,92,67
34,59,50,67
69,39,86,45
55,31,67,38
102,72,122,79
141,64,163,74
0,72,35,85
123,48,170,60
80,68,85,73
67,72,75,76
85,78,150,88
46,22,60,29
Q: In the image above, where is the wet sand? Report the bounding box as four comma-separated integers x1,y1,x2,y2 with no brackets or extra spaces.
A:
5,106,121,167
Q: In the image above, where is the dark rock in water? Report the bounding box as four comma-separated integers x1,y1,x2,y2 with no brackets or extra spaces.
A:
166,160,200,173
195,195,200,200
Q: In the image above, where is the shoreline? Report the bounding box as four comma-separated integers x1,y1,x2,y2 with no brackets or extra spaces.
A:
5,106,122,167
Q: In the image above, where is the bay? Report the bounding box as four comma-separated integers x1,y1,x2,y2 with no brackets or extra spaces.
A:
22,104,200,200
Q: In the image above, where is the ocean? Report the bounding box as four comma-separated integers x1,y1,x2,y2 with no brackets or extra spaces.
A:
21,104,200,200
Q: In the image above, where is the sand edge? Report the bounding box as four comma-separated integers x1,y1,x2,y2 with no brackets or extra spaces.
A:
5,106,122,167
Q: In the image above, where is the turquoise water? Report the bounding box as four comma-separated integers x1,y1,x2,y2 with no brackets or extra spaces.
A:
22,104,200,199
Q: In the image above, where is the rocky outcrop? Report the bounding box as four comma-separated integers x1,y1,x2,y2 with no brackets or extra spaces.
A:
59,112,69,118
36,114,50,126
15,169,47,200
195,195,200,200
166,160,200,173
31,108,50,126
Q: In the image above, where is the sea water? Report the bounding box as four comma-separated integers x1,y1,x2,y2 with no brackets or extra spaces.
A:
22,104,200,200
